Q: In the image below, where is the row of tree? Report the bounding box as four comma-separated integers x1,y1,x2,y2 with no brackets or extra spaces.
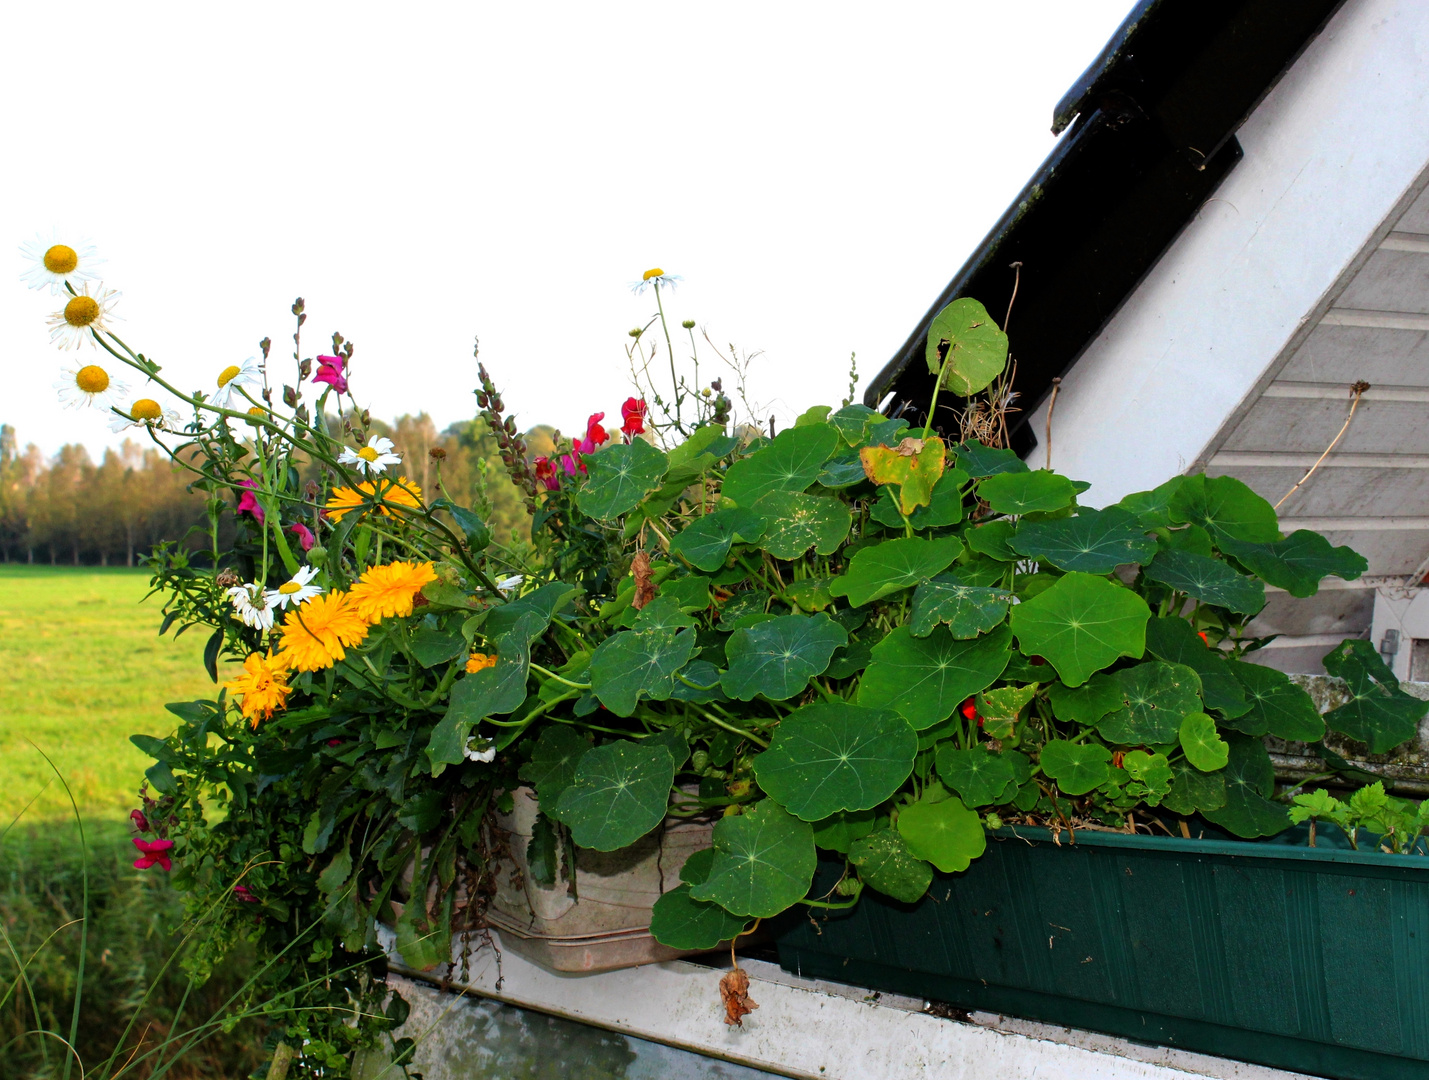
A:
0,415,536,567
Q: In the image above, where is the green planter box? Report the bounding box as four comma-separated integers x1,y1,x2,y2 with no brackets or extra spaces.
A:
776,828,1429,1080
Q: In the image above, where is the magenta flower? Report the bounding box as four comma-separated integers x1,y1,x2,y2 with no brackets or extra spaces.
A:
130,808,150,833
561,452,584,477
314,355,348,395
133,837,174,872
233,884,261,903
288,521,316,551
621,398,647,439
236,479,265,524
533,457,559,491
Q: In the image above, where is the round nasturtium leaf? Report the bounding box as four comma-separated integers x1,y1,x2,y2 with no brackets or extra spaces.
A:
935,745,1017,807
1179,711,1229,772
753,490,852,560
869,467,969,530
721,423,840,507
1201,734,1290,838
1144,549,1266,615
690,800,817,918
848,829,933,903
1220,530,1367,598
753,702,916,821
650,885,752,950
954,438,1028,478
1047,673,1123,725
1161,757,1227,816
831,536,965,607
517,726,594,806
1010,572,1150,687
910,574,1013,639
1115,476,1185,529
858,623,1013,729
1143,616,1249,719
1098,661,1202,745
965,520,1019,562
1224,659,1324,742
977,470,1078,516
924,297,1009,397
669,507,767,572
1010,505,1158,574
721,612,848,701
551,741,676,851
1168,474,1279,543
811,808,877,853
897,796,986,873
575,439,669,520
1039,739,1112,796
589,628,697,716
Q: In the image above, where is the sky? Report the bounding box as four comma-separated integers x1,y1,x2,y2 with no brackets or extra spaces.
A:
3,1,1135,459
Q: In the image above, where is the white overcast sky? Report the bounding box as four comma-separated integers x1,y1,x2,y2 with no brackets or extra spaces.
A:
4,1,1135,458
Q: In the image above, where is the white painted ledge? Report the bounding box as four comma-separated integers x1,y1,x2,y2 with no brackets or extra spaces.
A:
380,927,1309,1080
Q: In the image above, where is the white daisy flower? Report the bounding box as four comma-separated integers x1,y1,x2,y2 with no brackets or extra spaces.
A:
264,565,323,611
109,398,183,433
629,267,682,295
496,574,524,594
211,358,263,409
463,735,497,763
55,363,129,410
338,435,402,476
20,233,102,294
47,282,120,349
226,582,275,631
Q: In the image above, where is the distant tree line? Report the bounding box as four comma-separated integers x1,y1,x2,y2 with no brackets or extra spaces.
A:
0,414,537,567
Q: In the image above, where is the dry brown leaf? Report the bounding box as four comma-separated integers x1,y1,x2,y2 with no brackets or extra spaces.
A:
720,966,759,1026
631,550,656,610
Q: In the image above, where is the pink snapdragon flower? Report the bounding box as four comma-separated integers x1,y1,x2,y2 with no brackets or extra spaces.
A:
236,479,265,524
288,521,316,551
533,456,560,491
133,837,174,872
621,398,647,439
130,808,150,832
233,884,261,903
314,355,348,395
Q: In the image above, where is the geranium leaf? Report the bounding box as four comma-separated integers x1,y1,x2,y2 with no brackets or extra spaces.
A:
753,491,852,560
1144,549,1265,615
576,439,669,520
925,297,1008,397
1220,530,1367,597
910,574,1013,639
1010,572,1149,687
848,829,933,903
517,726,593,806
1010,505,1156,574
977,470,1078,516
721,613,848,701
954,439,1028,478
753,702,917,821
859,437,947,514
721,423,840,507
1098,661,1202,744
1224,659,1324,741
1168,474,1279,543
1202,735,1289,838
1322,639,1427,753
690,800,817,917
810,808,877,853
670,507,766,572
897,796,986,872
1039,739,1113,795
650,885,751,949
551,740,677,851
830,536,964,607
1161,757,1227,815
869,467,969,529
1179,711,1229,772
935,745,1017,807
1144,616,1249,718
858,623,1012,729
589,628,697,716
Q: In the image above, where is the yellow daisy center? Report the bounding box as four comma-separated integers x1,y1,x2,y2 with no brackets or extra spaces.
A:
642,268,664,281
358,446,380,462
218,364,242,388
279,581,303,594
131,398,163,421
248,406,265,416
75,365,110,393
44,245,79,274
65,295,100,328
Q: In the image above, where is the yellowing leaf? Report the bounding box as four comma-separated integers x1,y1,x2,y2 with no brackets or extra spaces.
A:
859,437,947,515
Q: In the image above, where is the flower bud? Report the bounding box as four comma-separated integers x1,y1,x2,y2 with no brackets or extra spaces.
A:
691,749,710,773
307,545,328,563
681,320,695,330
628,328,643,339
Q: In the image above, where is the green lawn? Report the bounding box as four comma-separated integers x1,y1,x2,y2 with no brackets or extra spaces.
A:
0,565,229,823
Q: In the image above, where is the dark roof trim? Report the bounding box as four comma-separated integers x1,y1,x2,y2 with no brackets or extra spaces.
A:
867,0,1346,456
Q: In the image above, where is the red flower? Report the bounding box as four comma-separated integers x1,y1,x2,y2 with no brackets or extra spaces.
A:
533,456,560,491
133,837,174,872
621,397,648,439
233,884,261,903
288,521,316,552
585,412,608,447
960,696,983,726
130,808,150,833
1198,631,1211,645
236,479,265,524
326,738,343,747
314,355,348,395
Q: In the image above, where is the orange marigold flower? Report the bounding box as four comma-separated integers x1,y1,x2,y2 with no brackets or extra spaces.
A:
222,651,292,727
276,591,370,671
350,560,439,623
324,475,424,523
466,651,497,674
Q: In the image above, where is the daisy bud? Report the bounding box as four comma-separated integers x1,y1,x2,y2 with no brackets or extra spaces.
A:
307,545,328,562
629,328,642,339
682,320,695,329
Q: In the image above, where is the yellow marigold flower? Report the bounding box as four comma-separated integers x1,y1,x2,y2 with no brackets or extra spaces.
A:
276,591,370,671
466,651,497,674
350,561,439,623
324,475,424,523
223,651,293,727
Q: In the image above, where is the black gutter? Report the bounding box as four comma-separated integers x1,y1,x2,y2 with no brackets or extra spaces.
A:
866,0,1347,456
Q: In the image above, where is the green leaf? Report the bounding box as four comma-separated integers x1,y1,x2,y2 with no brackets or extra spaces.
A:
576,438,669,520
954,439,1028,478
897,796,986,872
717,590,771,630
681,848,715,885
858,624,1012,729
1010,506,1156,574
830,536,964,607
721,423,840,507
1144,616,1249,718
397,790,443,832
721,613,848,701
1220,531,1367,597
690,800,817,918
526,813,559,887
936,745,1017,807
810,809,877,853
518,726,593,806
551,741,677,851
753,491,852,559
1202,734,1289,838
395,905,446,971
828,403,880,446
482,582,578,638
659,575,712,614
668,424,734,469
868,467,968,529
1225,660,1324,741
976,685,1039,738
1144,549,1265,615
1010,572,1150,687
1322,638,1427,753
925,297,1008,396
1098,661,1202,744
785,577,835,613
1161,757,1227,816
1179,711,1229,772
410,627,466,668
1047,674,1123,725
317,840,353,896
670,507,766,572
848,830,933,903
650,886,751,949
964,520,1019,561
1039,740,1112,795
910,574,1013,639
817,450,870,489
633,596,697,633
1116,476,1184,529
752,702,917,821
589,628,697,716
1168,474,1279,543
977,470,1078,516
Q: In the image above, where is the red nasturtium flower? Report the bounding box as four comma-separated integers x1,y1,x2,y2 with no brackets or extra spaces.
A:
960,696,983,727
621,397,647,439
133,837,174,872
313,354,348,394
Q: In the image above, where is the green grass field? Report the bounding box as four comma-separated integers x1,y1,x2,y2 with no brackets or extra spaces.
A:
0,565,230,823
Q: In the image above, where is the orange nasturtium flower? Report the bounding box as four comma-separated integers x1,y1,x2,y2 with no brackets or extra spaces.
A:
223,651,293,727
276,591,370,671
324,475,424,523
350,560,438,623
466,651,497,674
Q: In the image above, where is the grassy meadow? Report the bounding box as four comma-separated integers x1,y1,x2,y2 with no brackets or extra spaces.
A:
0,564,230,823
